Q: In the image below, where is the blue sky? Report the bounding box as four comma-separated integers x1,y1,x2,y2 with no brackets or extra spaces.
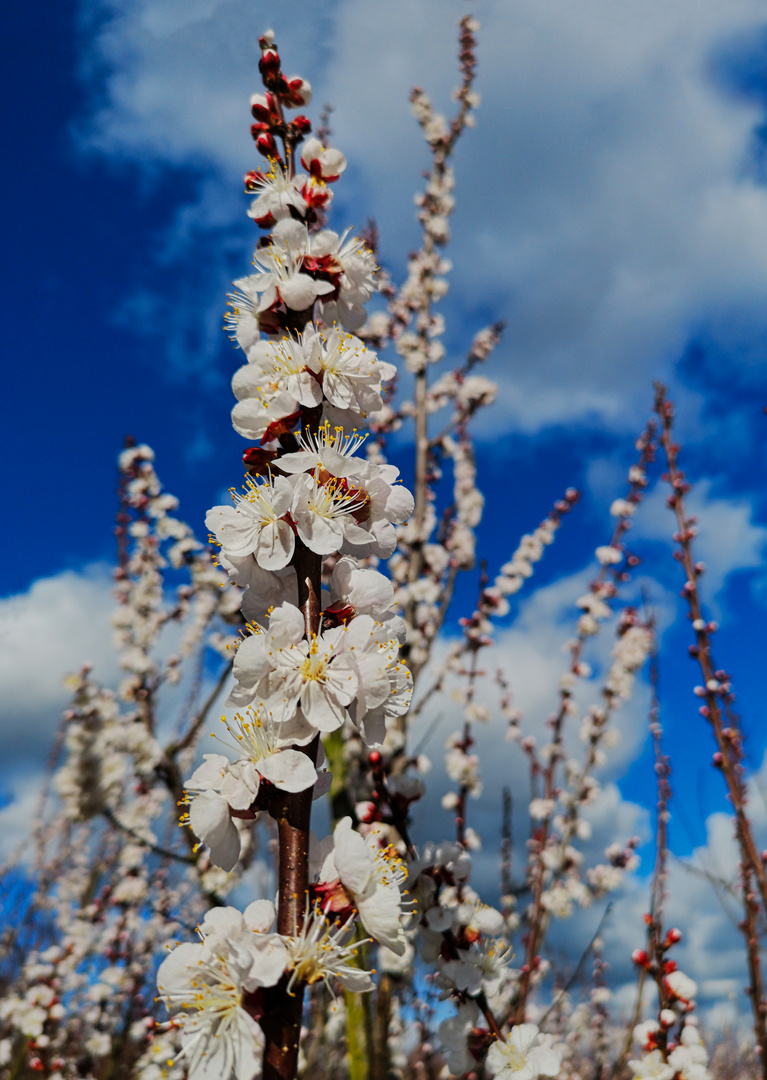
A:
3,0,767,1022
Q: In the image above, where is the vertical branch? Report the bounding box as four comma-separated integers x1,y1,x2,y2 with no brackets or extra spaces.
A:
262,406,322,1080
513,426,656,1023
616,630,668,1073
654,383,767,1073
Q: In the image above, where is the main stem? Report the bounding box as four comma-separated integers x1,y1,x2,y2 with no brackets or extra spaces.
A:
262,405,322,1080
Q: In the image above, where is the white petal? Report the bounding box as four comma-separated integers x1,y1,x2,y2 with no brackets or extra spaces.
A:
185,754,230,791
220,761,259,810
232,634,272,689
301,681,347,731
259,749,317,792
357,887,406,955
245,936,290,990
528,1046,562,1077
156,942,202,997
296,511,345,555
268,602,306,647
199,906,246,939
243,899,276,933
279,274,319,312
255,519,295,570
332,818,372,895
188,791,241,872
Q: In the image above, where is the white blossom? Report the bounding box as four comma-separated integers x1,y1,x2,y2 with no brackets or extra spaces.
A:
156,903,288,1080
485,1024,562,1080
206,472,295,571
317,817,410,954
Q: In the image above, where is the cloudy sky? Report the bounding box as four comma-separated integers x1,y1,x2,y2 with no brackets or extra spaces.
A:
3,0,767,1026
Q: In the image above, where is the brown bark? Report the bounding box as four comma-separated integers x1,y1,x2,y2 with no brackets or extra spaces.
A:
261,403,323,1080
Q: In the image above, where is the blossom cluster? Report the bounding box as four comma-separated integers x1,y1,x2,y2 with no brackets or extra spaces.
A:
153,32,421,1080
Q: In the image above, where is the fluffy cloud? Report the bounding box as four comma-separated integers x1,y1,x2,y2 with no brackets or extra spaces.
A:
0,772,48,861
0,565,118,743
76,0,767,430
0,566,118,854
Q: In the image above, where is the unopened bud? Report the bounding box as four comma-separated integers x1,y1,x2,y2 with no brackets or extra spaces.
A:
259,48,280,71
256,133,278,158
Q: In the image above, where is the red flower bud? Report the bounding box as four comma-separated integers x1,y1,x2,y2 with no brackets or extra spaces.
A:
255,133,278,158
251,101,272,123
242,447,278,475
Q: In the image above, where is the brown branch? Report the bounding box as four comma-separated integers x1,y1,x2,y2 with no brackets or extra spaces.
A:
164,658,233,757
654,383,767,1074
513,426,656,1022
261,404,323,1080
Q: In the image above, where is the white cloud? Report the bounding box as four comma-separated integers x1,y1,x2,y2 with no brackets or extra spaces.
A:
0,565,119,746
0,772,48,861
75,0,767,431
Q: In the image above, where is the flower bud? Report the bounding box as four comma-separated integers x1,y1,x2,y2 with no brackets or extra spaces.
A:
256,133,278,158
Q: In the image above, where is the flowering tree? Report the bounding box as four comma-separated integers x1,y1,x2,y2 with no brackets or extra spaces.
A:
1,16,765,1080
